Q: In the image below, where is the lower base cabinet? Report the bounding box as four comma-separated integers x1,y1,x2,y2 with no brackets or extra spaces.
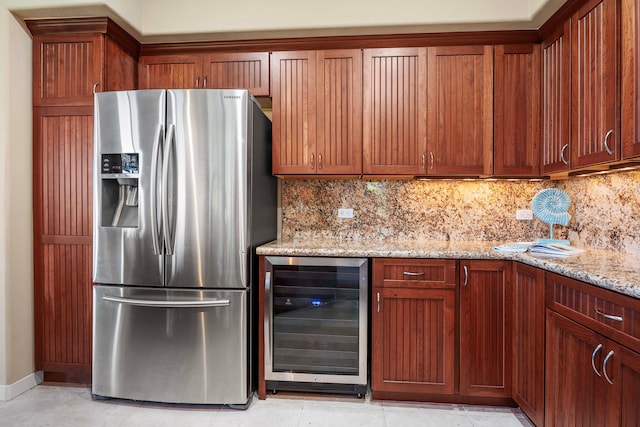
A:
371,259,457,399
545,310,640,426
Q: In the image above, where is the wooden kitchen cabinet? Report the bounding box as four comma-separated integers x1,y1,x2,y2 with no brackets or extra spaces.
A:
27,18,138,383
512,263,545,426
545,272,640,426
459,260,512,398
427,46,494,176
571,0,620,168
362,48,428,175
622,0,640,159
371,259,457,399
272,49,362,175
139,51,269,96
493,44,541,176
541,21,572,174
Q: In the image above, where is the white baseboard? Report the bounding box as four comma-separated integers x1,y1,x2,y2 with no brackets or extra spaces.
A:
0,371,43,401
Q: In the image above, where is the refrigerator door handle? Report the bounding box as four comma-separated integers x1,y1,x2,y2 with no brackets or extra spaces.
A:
162,123,175,256
150,123,164,255
103,295,231,308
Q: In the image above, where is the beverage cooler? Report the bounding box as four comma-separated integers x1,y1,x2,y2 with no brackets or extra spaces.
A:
263,257,368,397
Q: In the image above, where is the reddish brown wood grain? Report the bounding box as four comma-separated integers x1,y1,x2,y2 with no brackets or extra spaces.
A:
138,54,202,89
494,44,541,176
512,263,545,426
622,0,640,159
363,48,427,175
316,49,363,175
271,51,317,175
571,0,620,167
459,260,512,398
104,36,138,91
427,46,493,176
204,52,269,96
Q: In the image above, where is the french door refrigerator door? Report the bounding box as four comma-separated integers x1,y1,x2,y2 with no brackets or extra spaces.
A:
164,90,250,289
93,90,166,287
92,285,250,404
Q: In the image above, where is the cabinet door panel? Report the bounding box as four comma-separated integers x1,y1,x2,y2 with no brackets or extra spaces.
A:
372,287,455,395
542,22,572,173
622,0,640,159
33,107,94,379
363,48,427,175
571,0,620,167
512,263,545,426
460,260,511,397
271,51,317,174
316,50,363,175
494,44,540,176
33,34,103,107
617,344,640,427
204,52,269,96
138,54,201,89
545,311,617,427
427,46,493,176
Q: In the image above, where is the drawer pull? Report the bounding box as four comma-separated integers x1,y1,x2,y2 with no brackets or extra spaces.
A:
603,350,615,385
595,308,623,322
376,292,380,313
463,265,469,287
403,271,424,277
591,343,603,377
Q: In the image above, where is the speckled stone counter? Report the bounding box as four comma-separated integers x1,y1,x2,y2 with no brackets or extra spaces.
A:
257,239,640,299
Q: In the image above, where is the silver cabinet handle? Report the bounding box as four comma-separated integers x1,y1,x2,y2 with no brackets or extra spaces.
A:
93,82,100,94
310,153,315,169
203,76,207,88
421,153,426,169
162,123,176,255
195,77,200,88
150,124,164,255
403,271,424,276
595,308,623,322
463,265,469,287
318,153,323,170
603,350,615,385
560,144,569,165
603,129,614,155
591,343,603,376
430,152,435,170
376,292,380,313
103,295,230,308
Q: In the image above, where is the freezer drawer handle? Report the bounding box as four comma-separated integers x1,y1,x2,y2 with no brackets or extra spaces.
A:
103,295,230,308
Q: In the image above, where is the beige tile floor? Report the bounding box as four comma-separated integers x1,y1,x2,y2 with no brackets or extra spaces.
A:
0,385,535,426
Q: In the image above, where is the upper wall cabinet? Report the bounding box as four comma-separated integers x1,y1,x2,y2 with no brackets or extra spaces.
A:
494,44,541,176
139,52,270,96
622,0,640,159
427,46,494,176
363,48,427,175
31,26,138,107
571,0,620,168
272,49,362,175
541,21,572,174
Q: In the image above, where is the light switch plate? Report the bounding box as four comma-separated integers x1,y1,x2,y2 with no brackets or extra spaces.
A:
516,209,533,220
338,208,354,218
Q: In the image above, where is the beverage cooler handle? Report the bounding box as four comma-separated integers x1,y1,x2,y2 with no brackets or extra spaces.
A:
162,124,176,255
150,124,164,255
103,295,230,308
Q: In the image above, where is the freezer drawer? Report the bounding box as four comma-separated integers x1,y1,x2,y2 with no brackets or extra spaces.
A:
92,285,250,405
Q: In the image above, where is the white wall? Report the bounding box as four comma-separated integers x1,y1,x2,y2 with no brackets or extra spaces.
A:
0,6,34,393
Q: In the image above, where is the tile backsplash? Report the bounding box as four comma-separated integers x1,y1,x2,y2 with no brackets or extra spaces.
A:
280,170,640,253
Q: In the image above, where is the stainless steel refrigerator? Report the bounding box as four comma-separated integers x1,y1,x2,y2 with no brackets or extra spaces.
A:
91,89,276,406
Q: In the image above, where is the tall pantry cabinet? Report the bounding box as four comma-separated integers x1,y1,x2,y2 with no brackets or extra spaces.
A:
27,18,138,382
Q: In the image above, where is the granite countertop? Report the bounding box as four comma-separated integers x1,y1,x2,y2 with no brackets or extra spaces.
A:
257,239,640,299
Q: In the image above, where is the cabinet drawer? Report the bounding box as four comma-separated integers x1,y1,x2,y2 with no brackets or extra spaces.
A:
546,272,640,354
372,258,457,289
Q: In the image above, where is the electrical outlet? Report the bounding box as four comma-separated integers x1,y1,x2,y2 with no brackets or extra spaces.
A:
338,208,354,218
516,209,533,220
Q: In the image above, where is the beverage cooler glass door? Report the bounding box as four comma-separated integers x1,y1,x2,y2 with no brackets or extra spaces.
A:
264,257,368,385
